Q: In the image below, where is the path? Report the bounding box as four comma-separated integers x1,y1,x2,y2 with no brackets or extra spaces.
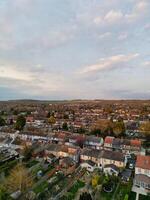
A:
112,182,120,200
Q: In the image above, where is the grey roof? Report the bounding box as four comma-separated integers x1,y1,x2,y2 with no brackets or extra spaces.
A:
46,144,61,152
102,150,125,162
104,164,119,172
135,174,150,184
81,148,102,158
121,169,132,178
86,160,96,167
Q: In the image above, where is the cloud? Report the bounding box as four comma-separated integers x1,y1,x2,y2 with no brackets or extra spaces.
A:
0,65,33,81
125,0,150,22
104,10,123,24
143,61,150,66
98,32,112,39
80,53,139,74
0,64,66,96
118,32,128,40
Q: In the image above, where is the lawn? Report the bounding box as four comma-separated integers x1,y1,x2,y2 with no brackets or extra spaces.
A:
139,194,150,200
69,180,85,195
128,191,136,200
26,160,39,168
33,180,48,194
100,183,116,200
114,181,132,200
0,159,18,175
62,180,85,200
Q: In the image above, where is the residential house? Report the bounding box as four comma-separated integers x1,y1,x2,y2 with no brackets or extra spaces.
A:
80,148,102,167
104,136,142,154
134,155,150,192
103,164,119,176
84,135,103,150
81,160,96,172
59,157,76,175
102,150,125,168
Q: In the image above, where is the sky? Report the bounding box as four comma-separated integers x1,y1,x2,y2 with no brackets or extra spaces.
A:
0,0,150,100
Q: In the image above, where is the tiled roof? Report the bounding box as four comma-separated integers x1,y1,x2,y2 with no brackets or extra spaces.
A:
130,140,141,147
136,155,150,170
104,136,114,144
102,150,125,162
81,148,102,158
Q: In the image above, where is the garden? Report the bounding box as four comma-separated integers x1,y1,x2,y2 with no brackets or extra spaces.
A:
61,180,85,200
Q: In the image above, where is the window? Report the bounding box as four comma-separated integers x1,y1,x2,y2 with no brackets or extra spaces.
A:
138,168,141,173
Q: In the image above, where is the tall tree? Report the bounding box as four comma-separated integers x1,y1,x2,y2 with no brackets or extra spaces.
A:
139,121,150,137
0,185,11,200
5,164,33,192
113,121,125,137
48,116,56,127
15,115,26,131
62,122,68,131
79,192,92,200
0,116,5,126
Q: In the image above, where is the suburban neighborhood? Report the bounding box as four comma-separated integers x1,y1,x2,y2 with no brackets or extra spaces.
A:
0,100,149,200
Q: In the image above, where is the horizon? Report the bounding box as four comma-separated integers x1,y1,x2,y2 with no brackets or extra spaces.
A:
1,98,150,102
0,0,150,100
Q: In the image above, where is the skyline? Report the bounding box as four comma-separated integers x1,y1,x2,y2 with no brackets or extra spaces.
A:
0,0,150,100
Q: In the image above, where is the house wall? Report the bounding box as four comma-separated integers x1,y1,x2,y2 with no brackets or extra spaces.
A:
135,167,150,177
102,158,125,168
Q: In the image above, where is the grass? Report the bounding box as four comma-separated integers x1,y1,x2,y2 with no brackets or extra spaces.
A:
26,160,39,168
100,182,116,200
61,180,85,200
114,181,132,200
0,159,18,175
69,180,85,195
33,180,48,194
128,191,136,200
139,194,150,200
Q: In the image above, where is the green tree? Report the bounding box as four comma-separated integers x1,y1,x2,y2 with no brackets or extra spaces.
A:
22,145,33,161
0,117,5,126
63,114,69,119
78,127,86,134
62,122,68,131
0,185,12,200
46,111,51,118
15,115,26,131
79,192,92,200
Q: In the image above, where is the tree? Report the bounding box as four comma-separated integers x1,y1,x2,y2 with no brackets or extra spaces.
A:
92,175,100,188
22,145,33,161
63,114,69,119
15,115,26,131
139,121,150,137
79,192,92,200
48,116,56,126
62,122,68,131
46,111,51,118
5,163,33,192
78,127,86,134
0,185,12,200
113,121,125,137
124,194,128,200
90,128,101,136
0,116,5,126
91,119,113,136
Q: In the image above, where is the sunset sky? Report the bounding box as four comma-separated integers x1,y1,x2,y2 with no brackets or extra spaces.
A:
0,0,150,100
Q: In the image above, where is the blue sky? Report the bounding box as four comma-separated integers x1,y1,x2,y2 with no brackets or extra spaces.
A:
0,0,150,100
